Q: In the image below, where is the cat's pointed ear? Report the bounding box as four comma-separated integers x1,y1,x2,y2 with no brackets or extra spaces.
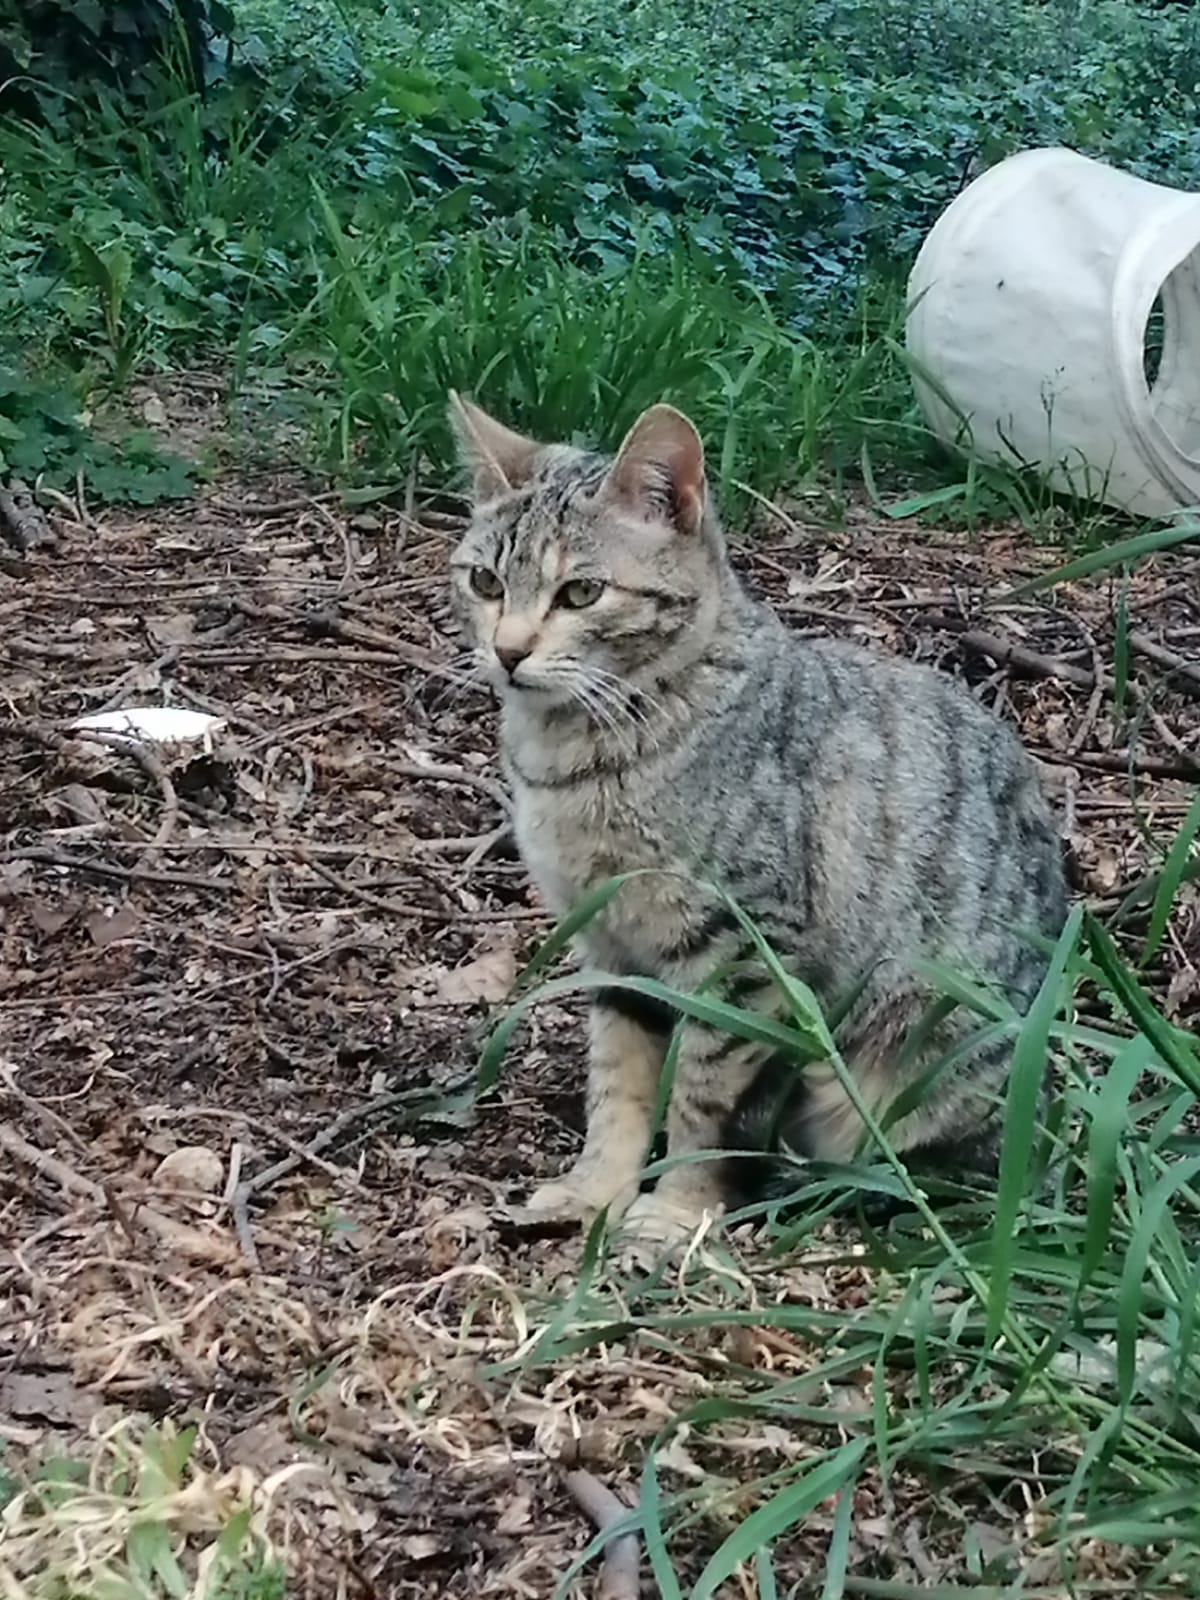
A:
598,404,707,535
448,391,542,502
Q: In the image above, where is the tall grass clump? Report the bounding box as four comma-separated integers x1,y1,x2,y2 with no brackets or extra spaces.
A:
297,212,911,501
476,534,1200,1590
6,0,1200,504
480,839,1200,1592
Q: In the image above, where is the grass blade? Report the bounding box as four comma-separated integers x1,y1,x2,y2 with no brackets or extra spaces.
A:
1116,1155,1200,1405
998,523,1200,600
1087,914,1200,1094
820,1483,856,1600
1080,1035,1153,1293
1140,787,1200,966
987,905,1083,1343
640,1453,684,1600
689,1440,867,1599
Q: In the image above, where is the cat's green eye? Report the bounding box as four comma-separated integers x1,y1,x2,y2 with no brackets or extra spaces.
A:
557,577,605,609
470,566,504,600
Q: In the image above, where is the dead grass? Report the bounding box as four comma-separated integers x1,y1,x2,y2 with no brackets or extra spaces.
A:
1,416,1198,1593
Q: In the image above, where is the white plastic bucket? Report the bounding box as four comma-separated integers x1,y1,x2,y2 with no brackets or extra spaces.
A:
906,147,1200,518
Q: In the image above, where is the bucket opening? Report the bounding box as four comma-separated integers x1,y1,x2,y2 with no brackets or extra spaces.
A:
1143,294,1164,389
1145,248,1200,460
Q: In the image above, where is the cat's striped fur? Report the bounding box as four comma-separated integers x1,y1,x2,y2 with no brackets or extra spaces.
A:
449,394,1068,1250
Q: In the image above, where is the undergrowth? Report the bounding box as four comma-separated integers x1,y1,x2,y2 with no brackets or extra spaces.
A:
0,1419,286,1598
475,531,1200,1594
2,0,1199,516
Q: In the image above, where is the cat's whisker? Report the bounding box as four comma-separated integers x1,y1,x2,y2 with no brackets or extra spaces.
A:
584,664,668,725
568,677,638,751
578,670,662,752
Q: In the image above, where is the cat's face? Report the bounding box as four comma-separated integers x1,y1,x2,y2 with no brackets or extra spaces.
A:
449,396,722,711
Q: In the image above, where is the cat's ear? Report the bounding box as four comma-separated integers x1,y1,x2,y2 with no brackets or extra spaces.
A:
598,404,707,535
448,391,542,502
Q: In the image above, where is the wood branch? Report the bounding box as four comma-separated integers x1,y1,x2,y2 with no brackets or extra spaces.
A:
1129,631,1200,697
1035,747,1200,780
1,1122,238,1265
926,614,1096,688
564,1470,640,1600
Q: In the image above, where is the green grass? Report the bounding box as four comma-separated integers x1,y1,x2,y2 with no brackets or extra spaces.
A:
3,0,1200,513
485,872,1200,1591
1,5,1198,1588
0,1420,286,1598
468,529,1200,1593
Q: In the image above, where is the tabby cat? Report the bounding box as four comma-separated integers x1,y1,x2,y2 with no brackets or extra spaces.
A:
449,393,1067,1250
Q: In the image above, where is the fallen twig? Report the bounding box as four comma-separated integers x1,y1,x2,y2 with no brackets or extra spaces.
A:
0,1121,237,1265
1129,631,1200,697
71,727,179,853
1,845,235,893
564,1470,640,1600
231,1079,474,1269
926,615,1096,689
1035,747,1200,780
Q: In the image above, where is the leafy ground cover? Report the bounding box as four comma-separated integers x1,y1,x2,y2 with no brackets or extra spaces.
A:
1,1,1199,1594
2,0,1200,508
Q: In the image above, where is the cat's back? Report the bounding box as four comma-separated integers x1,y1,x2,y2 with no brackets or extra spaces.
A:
695,626,1066,973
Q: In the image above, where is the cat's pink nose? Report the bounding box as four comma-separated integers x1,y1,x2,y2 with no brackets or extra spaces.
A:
496,643,531,676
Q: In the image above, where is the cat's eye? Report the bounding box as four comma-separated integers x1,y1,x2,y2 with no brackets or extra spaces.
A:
470,566,504,600
557,577,605,609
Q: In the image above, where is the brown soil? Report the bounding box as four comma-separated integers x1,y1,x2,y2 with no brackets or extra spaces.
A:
1,461,1197,1595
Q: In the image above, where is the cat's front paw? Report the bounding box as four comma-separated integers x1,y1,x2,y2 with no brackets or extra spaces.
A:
617,1190,721,1269
508,1170,637,1229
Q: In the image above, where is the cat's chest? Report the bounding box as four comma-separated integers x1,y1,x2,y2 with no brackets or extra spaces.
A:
512,780,665,914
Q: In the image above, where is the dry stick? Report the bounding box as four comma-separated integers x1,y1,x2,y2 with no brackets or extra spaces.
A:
2,845,236,893
71,727,179,853
934,615,1198,772
1036,746,1200,780
0,1122,237,1265
926,615,1097,690
298,850,541,922
392,759,511,815
1129,631,1200,696
231,1080,472,1269
0,1059,91,1155
564,1471,640,1600
210,489,346,517
1,719,179,854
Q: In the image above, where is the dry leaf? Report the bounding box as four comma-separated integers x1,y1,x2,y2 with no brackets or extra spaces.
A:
50,783,107,826
85,904,140,948
401,1536,447,1562
30,900,74,937
153,1144,225,1193
434,946,516,1005
496,1492,533,1534
0,1368,101,1429
148,611,196,646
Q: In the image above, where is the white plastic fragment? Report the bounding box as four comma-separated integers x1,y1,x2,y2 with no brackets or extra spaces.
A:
71,707,226,749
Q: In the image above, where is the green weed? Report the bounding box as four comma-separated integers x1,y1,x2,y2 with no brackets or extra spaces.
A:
4,0,1200,512
479,806,1200,1592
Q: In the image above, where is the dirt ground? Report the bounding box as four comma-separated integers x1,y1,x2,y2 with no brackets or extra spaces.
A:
2,427,1198,1594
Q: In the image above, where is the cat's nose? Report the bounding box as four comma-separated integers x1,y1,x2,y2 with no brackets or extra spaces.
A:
495,643,531,677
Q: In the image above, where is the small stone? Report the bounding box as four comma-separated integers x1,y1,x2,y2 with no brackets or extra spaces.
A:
153,1145,224,1193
